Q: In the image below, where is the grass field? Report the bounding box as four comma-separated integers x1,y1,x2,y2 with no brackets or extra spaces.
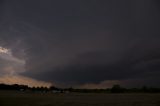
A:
0,91,160,106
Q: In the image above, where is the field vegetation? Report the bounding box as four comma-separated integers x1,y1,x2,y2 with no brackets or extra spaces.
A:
0,90,160,106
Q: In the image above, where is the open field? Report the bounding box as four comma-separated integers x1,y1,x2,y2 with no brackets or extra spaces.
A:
0,91,160,106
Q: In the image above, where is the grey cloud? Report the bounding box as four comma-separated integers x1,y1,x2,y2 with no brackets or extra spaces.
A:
23,40,160,85
0,0,160,87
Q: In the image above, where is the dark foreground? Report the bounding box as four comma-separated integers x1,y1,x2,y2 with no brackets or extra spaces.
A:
0,91,160,106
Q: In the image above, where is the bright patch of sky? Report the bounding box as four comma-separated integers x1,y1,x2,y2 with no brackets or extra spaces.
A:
0,46,25,75
0,46,51,87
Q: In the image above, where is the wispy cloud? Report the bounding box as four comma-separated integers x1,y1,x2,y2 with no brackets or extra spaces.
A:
0,46,52,87
0,46,25,75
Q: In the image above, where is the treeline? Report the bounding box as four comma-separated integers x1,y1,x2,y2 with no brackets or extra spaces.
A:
0,84,52,92
0,84,160,93
0,84,29,90
66,85,160,93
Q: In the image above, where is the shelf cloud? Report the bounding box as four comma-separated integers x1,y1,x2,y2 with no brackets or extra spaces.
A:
0,0,160,88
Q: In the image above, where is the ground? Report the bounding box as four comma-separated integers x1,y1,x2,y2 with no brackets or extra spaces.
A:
0,91,160,106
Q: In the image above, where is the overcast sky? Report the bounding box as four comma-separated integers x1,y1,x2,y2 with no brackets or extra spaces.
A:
0,0,160,88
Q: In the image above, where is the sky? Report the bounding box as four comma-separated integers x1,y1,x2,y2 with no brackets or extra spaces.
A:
0,0,160,88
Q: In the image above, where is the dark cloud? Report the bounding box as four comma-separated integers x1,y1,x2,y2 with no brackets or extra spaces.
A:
0,0,160,87
24,40,160,85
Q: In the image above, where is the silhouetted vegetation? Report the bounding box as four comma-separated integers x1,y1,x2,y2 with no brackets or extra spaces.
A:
0,84,29,90
110,84,126,93
65,84,160,93
0,83,160,93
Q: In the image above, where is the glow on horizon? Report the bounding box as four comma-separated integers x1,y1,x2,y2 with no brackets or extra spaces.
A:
0,46,52,87
0,75,52,87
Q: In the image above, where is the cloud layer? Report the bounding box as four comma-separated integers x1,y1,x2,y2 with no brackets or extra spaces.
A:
0,0,160,88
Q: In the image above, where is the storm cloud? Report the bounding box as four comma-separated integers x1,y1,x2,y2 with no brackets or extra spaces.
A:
0,0,160,87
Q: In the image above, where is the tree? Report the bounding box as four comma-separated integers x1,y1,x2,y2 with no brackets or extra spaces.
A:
111,84,124,93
